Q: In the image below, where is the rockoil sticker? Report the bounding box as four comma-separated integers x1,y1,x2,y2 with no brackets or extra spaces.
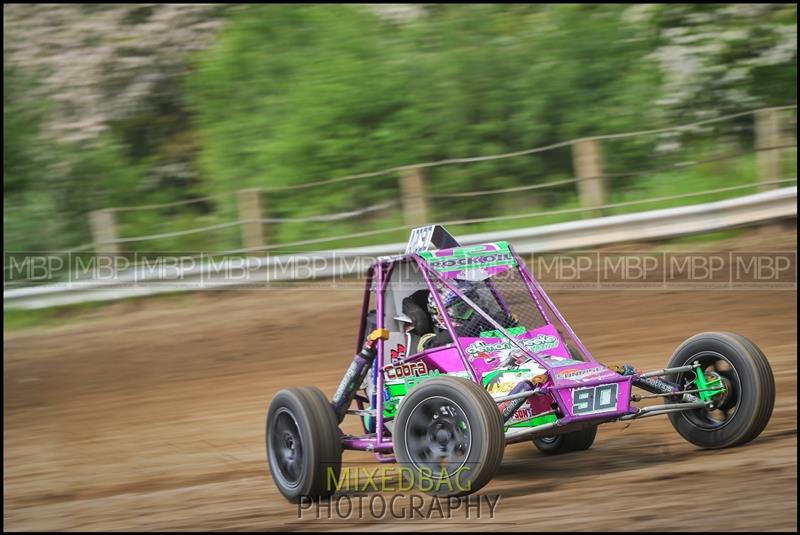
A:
425,253,514,271
418,242,517,273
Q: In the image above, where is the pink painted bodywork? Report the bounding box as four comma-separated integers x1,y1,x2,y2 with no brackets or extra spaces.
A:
342,242,638,456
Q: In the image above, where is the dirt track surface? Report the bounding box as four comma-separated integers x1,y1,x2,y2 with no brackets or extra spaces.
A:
4,227,798,531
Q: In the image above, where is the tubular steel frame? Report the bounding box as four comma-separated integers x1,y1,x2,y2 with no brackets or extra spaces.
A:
339,243,708,458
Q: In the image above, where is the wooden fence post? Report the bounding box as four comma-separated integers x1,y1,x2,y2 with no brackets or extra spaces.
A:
237,188,266,251
89,209,119,255
572,138,607,218
755,108,783,191
399,167,429,227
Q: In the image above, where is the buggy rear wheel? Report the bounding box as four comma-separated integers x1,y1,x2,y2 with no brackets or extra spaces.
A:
666,332,774,449
266,386,342,502
394,376,504,496
533,425,597,454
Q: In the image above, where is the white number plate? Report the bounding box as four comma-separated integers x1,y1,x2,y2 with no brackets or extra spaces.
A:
571,384,619,414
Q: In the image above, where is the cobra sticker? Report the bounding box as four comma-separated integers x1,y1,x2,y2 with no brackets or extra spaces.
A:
384,361,429,380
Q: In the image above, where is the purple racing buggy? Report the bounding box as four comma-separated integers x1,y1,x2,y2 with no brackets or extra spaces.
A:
266,226,775,501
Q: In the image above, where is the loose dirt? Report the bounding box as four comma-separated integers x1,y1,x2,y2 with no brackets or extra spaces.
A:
4,226,797,531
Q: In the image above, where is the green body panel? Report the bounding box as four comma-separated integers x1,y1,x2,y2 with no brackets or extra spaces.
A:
479,325,528,338
506,412,557,429
382,372,442,419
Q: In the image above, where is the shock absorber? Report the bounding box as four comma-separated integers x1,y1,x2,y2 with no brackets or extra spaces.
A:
331,328,389,423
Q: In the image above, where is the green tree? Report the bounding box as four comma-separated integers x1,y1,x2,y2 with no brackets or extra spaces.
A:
187,4,665,227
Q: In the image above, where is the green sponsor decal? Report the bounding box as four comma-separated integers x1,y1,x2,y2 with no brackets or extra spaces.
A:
482,368,557,428
479,325,528,338
482,368,534,390
506,412,558,429
418,242,517,273
382,371,443,418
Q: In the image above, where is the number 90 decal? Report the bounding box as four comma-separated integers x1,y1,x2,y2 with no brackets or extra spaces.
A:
571,384,619,414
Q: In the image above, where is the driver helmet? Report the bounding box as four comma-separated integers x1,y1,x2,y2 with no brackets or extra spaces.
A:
427,280,477,330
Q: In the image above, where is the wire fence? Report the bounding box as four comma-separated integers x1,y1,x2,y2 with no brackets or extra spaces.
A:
199,177,795,256
4,178,796,286
4,104,798,270
101,104,799,208
425,145,795,199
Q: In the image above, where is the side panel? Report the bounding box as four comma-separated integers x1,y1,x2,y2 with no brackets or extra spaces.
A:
552,369,633,419
380,346,469,420
457,324,576,378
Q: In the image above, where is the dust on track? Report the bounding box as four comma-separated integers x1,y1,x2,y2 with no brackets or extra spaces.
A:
4,226,797,531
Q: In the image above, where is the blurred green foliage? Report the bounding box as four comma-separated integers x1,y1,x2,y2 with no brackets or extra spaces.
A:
3,4,797,254
187,5,662,225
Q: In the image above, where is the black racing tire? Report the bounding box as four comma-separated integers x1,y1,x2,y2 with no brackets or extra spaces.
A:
666,332,775,449
266,386,342,502
394,376,504,496
533,425,597,454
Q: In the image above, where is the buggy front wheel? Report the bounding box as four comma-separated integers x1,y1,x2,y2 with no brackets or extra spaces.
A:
394,377,505,496
666,332,775,449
